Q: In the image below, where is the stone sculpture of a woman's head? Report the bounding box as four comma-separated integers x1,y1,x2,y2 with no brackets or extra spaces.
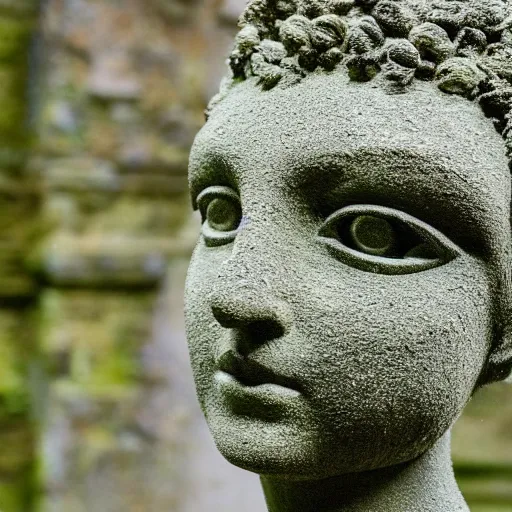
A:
185,1,512,510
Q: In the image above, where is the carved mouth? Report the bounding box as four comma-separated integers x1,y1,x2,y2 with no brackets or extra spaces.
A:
216,349,301,393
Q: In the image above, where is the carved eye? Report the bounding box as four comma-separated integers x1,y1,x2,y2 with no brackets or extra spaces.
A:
197,186,242,247
318,205,461,275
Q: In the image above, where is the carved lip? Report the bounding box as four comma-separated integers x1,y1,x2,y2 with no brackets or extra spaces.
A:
216,349,301,394
215,372,301,405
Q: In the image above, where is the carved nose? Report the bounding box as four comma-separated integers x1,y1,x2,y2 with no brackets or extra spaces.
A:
210,289,293,345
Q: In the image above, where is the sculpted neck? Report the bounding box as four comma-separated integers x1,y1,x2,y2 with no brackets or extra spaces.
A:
260,432,468,512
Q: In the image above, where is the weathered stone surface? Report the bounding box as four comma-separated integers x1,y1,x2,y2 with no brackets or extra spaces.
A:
28,155,190,286
186,0,512,511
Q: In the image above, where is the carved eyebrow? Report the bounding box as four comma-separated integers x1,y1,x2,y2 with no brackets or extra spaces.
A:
287,147,462,189
188,150,238,210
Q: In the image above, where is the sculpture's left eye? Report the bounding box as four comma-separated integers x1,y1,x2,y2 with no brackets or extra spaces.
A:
197,186,242,247
318,205,462,275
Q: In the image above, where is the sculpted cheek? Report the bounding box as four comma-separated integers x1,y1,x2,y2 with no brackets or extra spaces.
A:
288,256,491,435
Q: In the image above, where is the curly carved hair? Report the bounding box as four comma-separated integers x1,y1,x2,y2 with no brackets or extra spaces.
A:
208,0,512,162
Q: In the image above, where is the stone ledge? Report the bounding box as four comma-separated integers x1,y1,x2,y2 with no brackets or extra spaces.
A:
39,158,188,196
32,233,195,288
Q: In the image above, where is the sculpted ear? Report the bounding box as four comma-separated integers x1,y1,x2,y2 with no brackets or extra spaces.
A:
480,324,512,386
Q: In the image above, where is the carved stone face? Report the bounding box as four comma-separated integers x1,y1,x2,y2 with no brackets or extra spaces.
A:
185,72,511,480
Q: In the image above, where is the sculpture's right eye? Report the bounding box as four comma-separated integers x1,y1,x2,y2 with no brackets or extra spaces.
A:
318,204,462,275
197,186,242,247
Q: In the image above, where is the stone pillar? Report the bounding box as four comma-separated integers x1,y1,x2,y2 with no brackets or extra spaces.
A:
0,1,40,510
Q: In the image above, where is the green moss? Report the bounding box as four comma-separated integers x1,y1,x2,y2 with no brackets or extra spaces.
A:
0,77,30,161
0,422,35,512
0,10,41,512
0,424,34,472
0,312,25,390
0,1,38,18
0,147,28,171
0,479,29,512
466,505,512,512
0,18,33,63
0,17,37,154
39,291,155,395
0,313,31,417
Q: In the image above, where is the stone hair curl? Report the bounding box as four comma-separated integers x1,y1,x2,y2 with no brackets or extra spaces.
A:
208,0,512,161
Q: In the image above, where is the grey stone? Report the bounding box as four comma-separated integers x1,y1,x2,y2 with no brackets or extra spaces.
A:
186,1,512,511
87,54,142,101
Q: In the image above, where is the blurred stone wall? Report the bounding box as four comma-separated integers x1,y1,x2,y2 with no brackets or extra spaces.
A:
0,0,510,511
33,0,265,511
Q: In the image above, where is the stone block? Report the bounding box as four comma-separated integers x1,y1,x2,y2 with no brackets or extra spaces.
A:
0,176,40,298
34,233,192,288
36,288,184,510
87,53,142,102
39,289,155,389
